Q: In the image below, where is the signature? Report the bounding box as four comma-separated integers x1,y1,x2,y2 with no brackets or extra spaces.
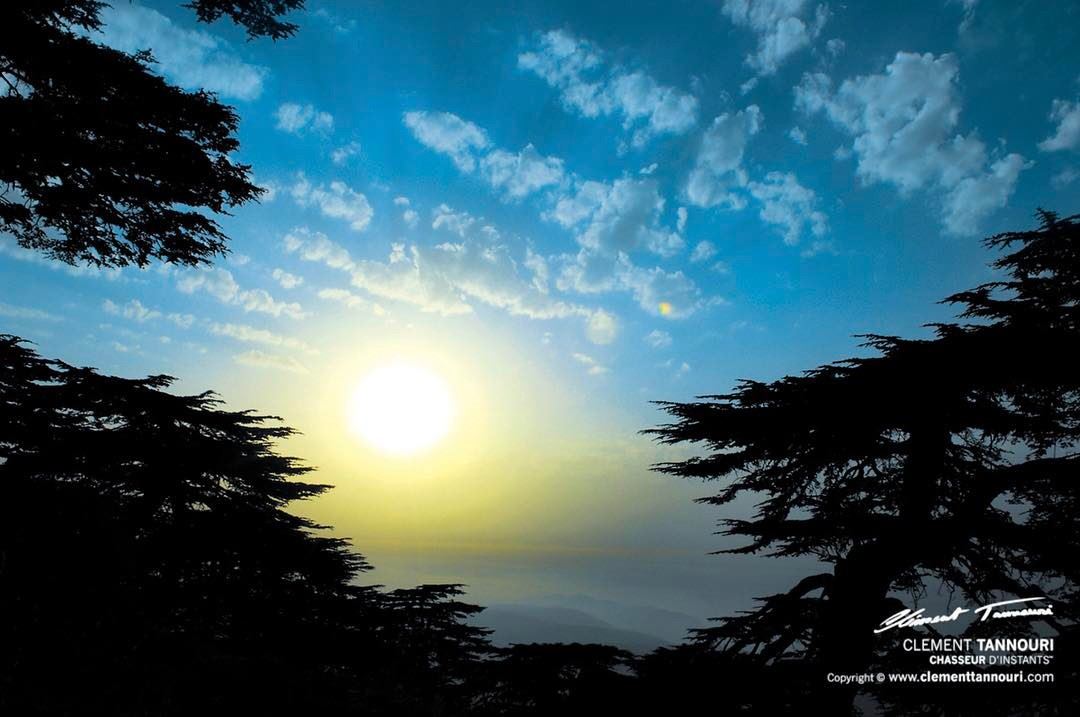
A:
874,597,1054,634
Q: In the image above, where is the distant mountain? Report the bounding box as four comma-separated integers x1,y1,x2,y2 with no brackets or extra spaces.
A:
531,593,705,643
471,604,669,654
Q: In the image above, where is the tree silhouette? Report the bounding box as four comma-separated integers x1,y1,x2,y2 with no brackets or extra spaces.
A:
185,0,305,40
631,643,810,715
648,211,1080,714
0,335,501,715
472,642,634,715
364,584,495,715
0,334,362,711
1,1,304,268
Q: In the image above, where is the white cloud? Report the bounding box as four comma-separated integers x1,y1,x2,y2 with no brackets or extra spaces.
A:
685,106,762,209
1052,167,1079,189
290,175,373,231
796,55,979,191
233,350,308,374
608,72,701,147
644,329,672,349
176,267,239,302
690,240,718,263
346,245,473,317
538,176,704,317
788,126,808,145
256,181,278,202
404,113,711,315
585,309,618,345
523,248,550,293
479,145,566,199
1038,99,1080,152
518,30,698,147
331,141,361,164
572,352,609,375
176,267,306,319
431,204,478,238
397,199,420,227
796,52,1028,235
403,111,490,171
283,227,355,270
209,321,318,355
284,221,618,343
404,112,722,317
404,111,565,200
103,298,161,323
721,0,829,76
272,268,304,289
312,7,357,34
237,288,306,319
275,103,334,134
747,171,828,245
94,4,266,100
546,180,607,227
676,206,688,232
317,288,387,316
0,302,61,322
952,0,980,34
557,251,703,318
0,234,123,280
547,177,685,257
619,263,703,318
167,313,195,328
941,154,1029,236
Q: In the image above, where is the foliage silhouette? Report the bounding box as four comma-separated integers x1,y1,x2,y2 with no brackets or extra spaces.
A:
364,584,495,715
0,335,497,715
1,0,305,268
185,0,306,40
471,642,634,715
630,643,812,715
648,210,1080,714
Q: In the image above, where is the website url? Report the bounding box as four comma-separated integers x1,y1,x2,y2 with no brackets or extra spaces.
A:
887,670,1054,684
827,671,1055,686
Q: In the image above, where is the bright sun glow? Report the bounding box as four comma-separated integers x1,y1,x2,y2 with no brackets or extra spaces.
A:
347,363,456,456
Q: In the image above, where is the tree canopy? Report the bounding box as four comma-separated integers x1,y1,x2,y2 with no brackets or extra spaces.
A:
0,0,303,268
184,0,305,40
649,210,1080,714
0,335,507,714
0,333,358,711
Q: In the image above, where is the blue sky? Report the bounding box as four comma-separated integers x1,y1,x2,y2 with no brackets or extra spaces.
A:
2,0,1079,619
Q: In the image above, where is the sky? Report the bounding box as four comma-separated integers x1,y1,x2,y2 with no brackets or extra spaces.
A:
2,0,1079,623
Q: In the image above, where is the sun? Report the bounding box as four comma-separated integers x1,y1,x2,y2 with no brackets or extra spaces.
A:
347,362,456,456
